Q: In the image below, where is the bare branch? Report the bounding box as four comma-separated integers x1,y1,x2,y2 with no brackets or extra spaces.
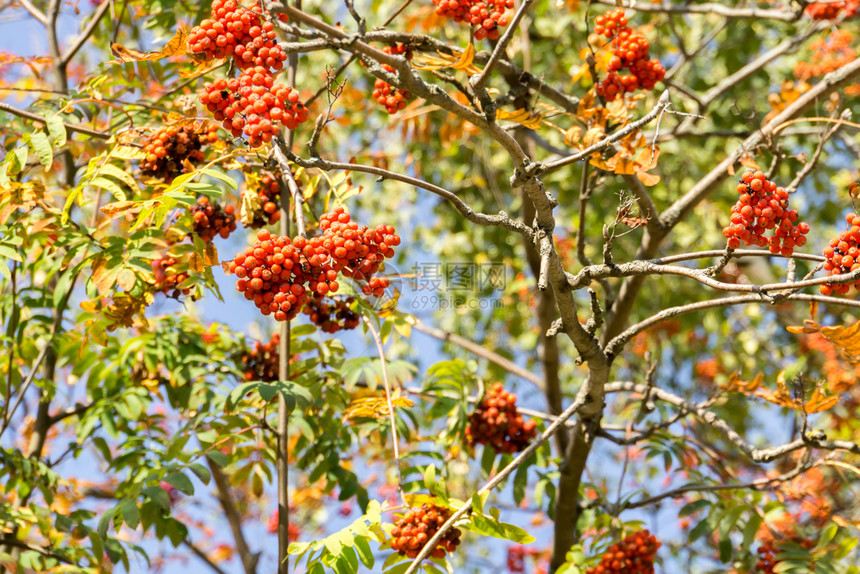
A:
0,101,111,140
471,0,534,92
590,0,801,21
61,0,111,64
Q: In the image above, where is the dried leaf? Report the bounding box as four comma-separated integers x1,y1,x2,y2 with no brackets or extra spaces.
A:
739,153,761,171
100,200,141,219
110,27,188,63
495,108,543,130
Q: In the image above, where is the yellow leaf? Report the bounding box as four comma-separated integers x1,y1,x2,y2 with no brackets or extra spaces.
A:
110,26,188,63
204,242,219,266
109,144,147,160
411,46,481,74
582,126,606,147
451,43,475,70
116,268,136,291
564,126,582,147
343,391,414,421
402,494,440,508
495,108,543,130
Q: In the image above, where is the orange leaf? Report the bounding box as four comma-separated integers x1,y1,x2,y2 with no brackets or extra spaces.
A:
110,26,188,63
636,171,661,186
100,200,141,219
739,153,761,171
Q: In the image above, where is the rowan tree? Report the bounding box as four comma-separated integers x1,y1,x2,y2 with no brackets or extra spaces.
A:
2,0,860,573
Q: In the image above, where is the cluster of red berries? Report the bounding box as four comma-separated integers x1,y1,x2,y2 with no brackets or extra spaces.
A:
226,209,398,321
594,9,666,101
239,333,280,382
199,67,308,148
318,208,400,295
585,530,660,574
371,44,413,114
821,212,860,296
244,172,282,228
302,295,360,333
722,171,809,256
191,196,237,241
794,30,856,81
466,383,537,454
187,0,287,70
431,0,514,40
140,122,219,180
805,1,859,20
151,256,191,297
390,504,461,559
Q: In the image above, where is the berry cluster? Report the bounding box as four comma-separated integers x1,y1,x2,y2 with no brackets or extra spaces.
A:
794,31,856,81
239,333,280,382
804,1,859,20
372,44,414,114
140,122,219,180
243,172,282,228
466,383,537,454
390,504,461,559
199,67,308,148
302,295,360,333
431,0,515,40
192,196,237,241
585,530,660,574
721,171,809,256
187,0,287,70
226,209,399,321
594,9,665,101
821,212,860,296
152,256,191,297
318,208,400,296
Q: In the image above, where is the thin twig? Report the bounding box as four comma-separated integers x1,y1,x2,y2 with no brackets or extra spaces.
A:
0,101,111,140
363,316,405,503
471,0,534,92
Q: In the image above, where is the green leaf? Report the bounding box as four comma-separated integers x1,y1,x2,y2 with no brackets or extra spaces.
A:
45,114,67,146
143,485,171,511
98,163,140,193
202,168,238,190
28,131,52,169
7,147,28,176
164,471,194,495
188,463,211,485
92,176,128,201
97,506,119,538
816,523,838,550
679,499,710,518
463,513,535,544
424,465,437,492
120,500,140,529
354,536,374,568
